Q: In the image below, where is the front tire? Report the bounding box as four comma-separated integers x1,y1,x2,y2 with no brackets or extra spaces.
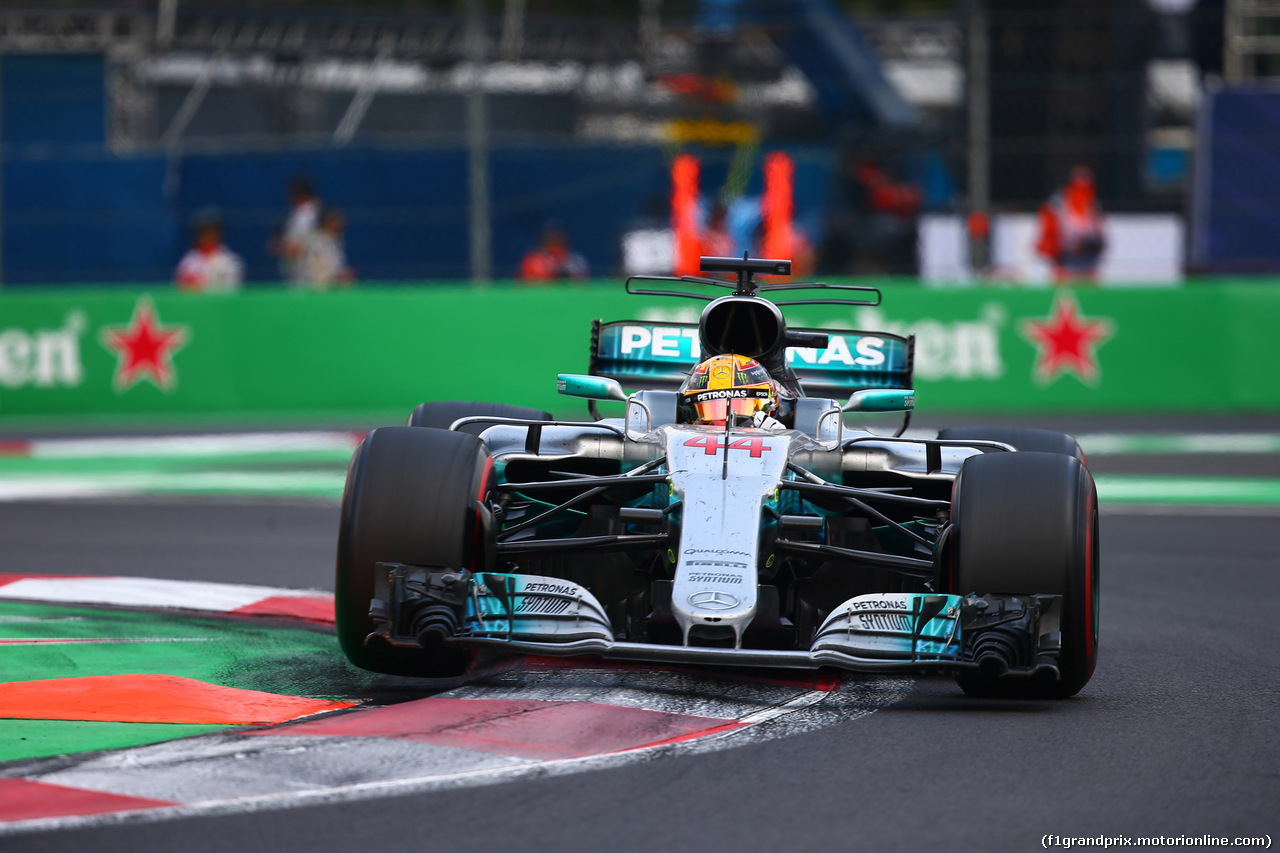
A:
950,451,1099,699
408,401,551,435
335,426,492,677
937,426,1086,466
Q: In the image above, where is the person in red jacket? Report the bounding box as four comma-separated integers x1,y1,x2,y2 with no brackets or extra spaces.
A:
519,221,589,283
1037,166,1107,284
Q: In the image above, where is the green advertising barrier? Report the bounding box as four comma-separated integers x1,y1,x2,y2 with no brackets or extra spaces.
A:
1,282,1279,420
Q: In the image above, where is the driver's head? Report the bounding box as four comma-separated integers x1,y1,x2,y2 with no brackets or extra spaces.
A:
679,354,777,426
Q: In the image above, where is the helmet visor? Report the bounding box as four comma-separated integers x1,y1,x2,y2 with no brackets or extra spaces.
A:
685,386,774,425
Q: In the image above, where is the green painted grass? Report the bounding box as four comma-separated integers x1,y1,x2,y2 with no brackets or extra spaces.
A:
1094,475,1280,505
0,719,236,763
0,602,367,696
0,601,382,763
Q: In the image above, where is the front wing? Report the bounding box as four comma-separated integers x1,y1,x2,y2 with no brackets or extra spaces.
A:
369,565,1064,679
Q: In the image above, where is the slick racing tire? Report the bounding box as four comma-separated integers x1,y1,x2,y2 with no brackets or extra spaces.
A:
950,451,1099,699
936,427,1087,467
336,426,492,677
408,401,551,436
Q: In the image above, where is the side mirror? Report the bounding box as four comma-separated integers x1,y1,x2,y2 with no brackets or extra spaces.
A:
843,388,915,413
557,374,628,402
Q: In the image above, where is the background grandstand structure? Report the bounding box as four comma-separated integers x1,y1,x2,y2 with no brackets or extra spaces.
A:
0,2,1240,283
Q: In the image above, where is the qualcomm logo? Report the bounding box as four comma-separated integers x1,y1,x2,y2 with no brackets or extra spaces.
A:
0,312,86,392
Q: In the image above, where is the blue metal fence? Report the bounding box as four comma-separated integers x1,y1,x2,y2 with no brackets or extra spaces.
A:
0,52,842,285
1193,85,1280,274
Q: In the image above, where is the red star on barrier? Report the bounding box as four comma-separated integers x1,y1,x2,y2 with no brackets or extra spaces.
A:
99,298,190,392
1019,293,1114,385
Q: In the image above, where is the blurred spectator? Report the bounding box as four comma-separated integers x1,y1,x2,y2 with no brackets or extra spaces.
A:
787,225,816,279
821,154,922,275
1037,166,1107,284
967,209,991,277
274,175,321,283
700,201,735,258
854,158,922,273
295,208,354,290
519,221,589,283
752,217,816,279
620,193,675,276
175,212,243,293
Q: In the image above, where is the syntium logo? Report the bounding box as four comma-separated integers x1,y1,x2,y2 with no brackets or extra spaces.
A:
0,312,86,391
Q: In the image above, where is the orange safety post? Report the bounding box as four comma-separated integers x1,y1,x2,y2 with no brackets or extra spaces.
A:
761,151,794,265
671,154,702,277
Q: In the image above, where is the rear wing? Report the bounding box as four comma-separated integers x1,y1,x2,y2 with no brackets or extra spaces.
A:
588,320,914,399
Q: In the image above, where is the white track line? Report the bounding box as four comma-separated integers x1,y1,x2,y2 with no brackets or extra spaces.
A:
0,576,328,612
0,471,345,502
1073,432,1280,455
734,687,832,725
27,432,361,460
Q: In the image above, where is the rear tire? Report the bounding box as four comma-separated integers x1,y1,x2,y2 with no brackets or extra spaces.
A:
937,427,1086,466
335,426,492,677
950,451,1099,699
408,401,551,435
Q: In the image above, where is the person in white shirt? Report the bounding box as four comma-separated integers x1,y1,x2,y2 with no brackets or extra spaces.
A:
276,176,321,283
296,208,355,290
175,214,243,293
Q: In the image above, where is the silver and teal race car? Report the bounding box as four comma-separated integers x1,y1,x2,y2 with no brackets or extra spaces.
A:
336,256,1099,699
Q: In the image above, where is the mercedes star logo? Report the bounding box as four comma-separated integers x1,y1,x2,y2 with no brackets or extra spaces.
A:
689,590,740,611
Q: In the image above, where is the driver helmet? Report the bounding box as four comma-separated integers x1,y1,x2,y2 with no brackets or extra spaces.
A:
678,354,778,427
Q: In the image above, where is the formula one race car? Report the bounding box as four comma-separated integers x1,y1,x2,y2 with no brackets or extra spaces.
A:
336,257,1099,699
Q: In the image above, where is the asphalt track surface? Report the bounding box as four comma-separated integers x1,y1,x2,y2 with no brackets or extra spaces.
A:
3,418,1279,853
